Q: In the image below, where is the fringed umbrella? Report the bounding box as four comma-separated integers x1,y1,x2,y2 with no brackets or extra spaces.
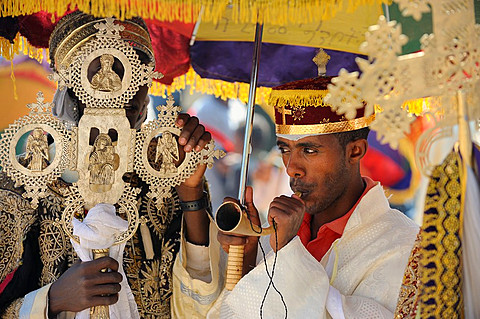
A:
0,1,390,103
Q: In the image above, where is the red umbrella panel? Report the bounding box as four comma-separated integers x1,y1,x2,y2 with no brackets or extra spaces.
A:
0,11,194,85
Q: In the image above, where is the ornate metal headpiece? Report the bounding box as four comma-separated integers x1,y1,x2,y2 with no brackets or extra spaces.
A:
49,16,162,109
49,11,155,71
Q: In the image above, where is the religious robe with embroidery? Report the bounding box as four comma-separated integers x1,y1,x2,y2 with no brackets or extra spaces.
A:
172,183,419,318
0,158,184,318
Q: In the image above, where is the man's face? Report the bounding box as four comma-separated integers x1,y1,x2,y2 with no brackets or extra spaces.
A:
277,134,350,216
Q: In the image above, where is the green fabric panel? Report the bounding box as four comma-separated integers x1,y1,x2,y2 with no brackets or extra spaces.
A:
385,2,480,55
385,2,432,55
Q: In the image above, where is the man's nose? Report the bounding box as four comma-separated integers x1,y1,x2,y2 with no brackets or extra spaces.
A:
285,155,305,178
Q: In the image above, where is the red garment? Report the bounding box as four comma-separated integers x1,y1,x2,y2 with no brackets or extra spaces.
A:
0,269,17,295
297,177,377,262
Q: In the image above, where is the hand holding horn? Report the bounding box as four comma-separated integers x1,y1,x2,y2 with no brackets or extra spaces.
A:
215,187,272,290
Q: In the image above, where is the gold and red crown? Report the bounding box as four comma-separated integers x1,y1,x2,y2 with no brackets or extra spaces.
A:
269,52,374,136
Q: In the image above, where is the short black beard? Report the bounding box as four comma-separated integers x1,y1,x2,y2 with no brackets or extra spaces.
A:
304,158,349,216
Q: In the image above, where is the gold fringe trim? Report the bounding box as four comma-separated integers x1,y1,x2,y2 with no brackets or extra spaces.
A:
268,89,329,109
276,113,375,135
0,34,48,64
10,60,18,100
1,34,49,100
1,0,388,26
150,67,273,113
268,92,427,115
402,97,432,115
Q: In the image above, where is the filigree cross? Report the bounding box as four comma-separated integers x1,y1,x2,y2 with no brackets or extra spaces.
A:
95,17,124,37
325,0,479,151
156,95,182,118
27,91,53,114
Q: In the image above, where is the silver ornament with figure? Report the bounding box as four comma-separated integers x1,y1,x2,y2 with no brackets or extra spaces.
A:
135,95,225,208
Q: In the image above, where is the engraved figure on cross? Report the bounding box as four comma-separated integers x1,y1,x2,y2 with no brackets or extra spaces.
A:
155,131,179,174
25,127,49,171
88,133,119,191
90,54,122,92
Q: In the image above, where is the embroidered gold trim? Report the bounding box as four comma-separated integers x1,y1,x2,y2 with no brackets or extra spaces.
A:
417,151,464,318
275,114,375,135
38,187,75,286
0,189,36,282
123,186,182,317
394,232,421,319
269,89,329,108
124,234,177,318
1,297,24,318
39,216,68,285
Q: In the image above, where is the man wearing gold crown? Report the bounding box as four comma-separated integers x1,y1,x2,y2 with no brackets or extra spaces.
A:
172,52,420,318
0,11,212,318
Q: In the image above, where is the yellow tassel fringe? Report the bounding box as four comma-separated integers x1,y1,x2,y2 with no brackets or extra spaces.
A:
402,97,432,115
149,68,429,119
268,89,329,109
10,60,18,100
150,67,272,107
0,34,48,64
1,34,48,100
1,0,389,26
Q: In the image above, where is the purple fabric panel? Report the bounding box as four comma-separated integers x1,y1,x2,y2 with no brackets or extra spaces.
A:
474,143,480,180
190,41,365,87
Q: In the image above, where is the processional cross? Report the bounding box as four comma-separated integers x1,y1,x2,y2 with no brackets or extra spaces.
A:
325,0,479,170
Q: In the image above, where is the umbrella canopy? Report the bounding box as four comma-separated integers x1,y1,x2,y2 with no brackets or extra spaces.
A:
0,0,387,26
0,0,391,104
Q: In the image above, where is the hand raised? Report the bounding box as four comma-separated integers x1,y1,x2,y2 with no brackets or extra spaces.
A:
268,194,305,252
175,113,211,192
176,113,211,153
48,257,122,315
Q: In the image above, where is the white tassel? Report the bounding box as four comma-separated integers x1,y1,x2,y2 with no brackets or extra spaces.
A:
140,217,154,260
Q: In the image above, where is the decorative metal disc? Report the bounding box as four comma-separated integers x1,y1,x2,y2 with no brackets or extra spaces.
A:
134,96,225,206
51,18,161,109
0,92,70,207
